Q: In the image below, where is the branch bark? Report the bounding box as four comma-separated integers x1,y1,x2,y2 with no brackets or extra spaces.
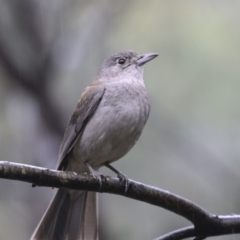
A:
0,160,239,240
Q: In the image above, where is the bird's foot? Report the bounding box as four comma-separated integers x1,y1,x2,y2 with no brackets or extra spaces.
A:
105,162,129,193
84,161,103,189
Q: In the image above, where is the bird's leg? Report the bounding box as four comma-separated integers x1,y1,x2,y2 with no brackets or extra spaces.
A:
84,161,103,189
105,162,129,193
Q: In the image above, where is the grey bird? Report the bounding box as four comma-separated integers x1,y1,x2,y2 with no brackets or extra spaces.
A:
30,50,158,240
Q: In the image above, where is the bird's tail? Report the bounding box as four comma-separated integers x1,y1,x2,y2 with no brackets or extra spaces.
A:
30,189,98,240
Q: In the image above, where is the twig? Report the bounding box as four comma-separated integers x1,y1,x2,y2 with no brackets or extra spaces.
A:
153,226,195,240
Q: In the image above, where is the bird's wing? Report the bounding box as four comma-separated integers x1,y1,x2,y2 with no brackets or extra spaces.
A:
57,84,106,170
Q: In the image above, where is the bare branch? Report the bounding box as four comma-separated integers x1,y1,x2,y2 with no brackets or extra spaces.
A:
0,160,240,240
155,214,240,240
0,161,211,222
154,226,195,240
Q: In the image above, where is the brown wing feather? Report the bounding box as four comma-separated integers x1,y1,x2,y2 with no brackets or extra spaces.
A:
57,84,106,170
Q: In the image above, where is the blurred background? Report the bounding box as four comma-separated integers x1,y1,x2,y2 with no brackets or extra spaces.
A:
0,0,240,239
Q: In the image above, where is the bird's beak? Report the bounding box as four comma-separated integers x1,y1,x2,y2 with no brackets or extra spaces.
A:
136,53,158,66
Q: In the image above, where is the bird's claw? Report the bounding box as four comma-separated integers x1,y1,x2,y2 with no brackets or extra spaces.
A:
90,171,103,189
104,162,129,193
117,172,129,193
85,161,103,189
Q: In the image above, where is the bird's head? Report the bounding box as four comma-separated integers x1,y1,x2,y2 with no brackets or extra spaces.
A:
97,51,158,80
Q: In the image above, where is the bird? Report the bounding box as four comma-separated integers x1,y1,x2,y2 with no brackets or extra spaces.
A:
30,50,158,240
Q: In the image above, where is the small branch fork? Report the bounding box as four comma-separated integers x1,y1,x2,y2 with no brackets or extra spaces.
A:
0,160,239,240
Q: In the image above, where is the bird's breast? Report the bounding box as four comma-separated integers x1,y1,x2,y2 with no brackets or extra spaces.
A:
71,80,150,171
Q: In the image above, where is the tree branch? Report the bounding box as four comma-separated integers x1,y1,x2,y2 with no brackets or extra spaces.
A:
154,226,195,240
0,160,239,240
0,161,211,223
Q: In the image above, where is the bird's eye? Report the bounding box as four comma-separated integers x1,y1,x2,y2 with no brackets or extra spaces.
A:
118,58,126,64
